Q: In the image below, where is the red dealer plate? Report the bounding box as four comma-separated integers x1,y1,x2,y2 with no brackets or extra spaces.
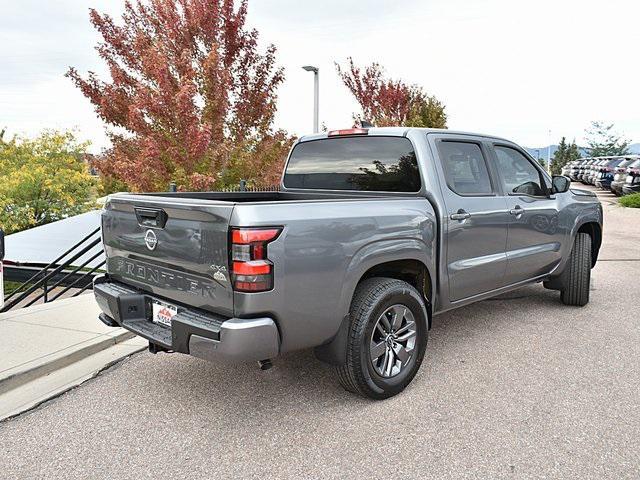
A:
151,301,177,328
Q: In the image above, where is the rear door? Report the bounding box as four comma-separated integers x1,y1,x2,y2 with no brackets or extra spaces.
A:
430,135,510,302
489,144,563,284
102,195,235,316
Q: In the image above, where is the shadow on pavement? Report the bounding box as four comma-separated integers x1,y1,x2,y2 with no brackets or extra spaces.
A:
141,282,560,415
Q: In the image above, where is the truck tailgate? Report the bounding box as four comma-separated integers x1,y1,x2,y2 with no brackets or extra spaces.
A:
102,195,234,317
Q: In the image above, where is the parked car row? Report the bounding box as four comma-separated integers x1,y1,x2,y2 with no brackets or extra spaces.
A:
563,155,640,196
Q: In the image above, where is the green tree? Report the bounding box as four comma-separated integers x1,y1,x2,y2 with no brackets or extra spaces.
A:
406,95,448,129
0,130,97,234
551,137,581,175
585,121,630,157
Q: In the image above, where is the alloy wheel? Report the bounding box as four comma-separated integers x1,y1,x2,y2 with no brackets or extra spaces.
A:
369,304,417,378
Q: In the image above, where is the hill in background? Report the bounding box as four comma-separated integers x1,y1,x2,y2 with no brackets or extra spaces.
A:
525,143,640,159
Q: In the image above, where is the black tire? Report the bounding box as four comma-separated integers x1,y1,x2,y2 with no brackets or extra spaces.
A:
335,277,428,400
560,233,592,306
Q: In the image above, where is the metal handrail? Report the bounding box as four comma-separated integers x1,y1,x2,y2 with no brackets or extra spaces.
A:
0,228,104,312
3,227,101,303
51,259,106,302
21,249,104,308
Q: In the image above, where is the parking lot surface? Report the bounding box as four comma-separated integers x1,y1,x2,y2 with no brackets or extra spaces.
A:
1,197,639,479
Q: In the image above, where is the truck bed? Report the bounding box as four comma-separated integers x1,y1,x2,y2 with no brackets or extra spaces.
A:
135,190,395,203
101,190,421,320
101,189,437,351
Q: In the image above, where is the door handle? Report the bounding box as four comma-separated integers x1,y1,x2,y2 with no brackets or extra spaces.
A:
450,211,471,221
509,207,525,216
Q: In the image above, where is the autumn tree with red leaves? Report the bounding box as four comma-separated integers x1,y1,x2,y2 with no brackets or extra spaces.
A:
336,58,447,129
67,0,292,191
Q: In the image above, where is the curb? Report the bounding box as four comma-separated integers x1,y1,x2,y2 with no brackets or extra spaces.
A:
0,329,135,395
0,336,147,422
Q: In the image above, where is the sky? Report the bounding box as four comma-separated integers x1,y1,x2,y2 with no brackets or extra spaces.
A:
1,0,639,153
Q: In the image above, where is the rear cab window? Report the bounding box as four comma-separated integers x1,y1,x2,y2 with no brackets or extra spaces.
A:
283,136,421,192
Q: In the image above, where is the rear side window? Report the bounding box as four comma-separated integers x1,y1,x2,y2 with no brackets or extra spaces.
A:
437,141,493,195
283,137,420,192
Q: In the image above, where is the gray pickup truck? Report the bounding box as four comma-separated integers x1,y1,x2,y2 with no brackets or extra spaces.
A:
94,127,602,399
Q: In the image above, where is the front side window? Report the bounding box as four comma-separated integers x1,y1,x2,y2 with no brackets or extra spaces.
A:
437,141,493,195
494,146,546,196
283,136,420,192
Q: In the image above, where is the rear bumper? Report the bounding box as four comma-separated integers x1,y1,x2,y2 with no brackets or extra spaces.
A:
93,275,279,363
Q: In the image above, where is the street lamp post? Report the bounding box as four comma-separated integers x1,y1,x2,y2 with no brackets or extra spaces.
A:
302,65,319,133
547,129,552,174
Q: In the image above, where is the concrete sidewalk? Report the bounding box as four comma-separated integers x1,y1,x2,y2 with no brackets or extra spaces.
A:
0,295,146,420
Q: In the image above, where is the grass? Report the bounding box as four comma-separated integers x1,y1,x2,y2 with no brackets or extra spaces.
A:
3,280,26,297
619,193,640,208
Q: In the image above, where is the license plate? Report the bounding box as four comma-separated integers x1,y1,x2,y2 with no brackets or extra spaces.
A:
152,301,178,327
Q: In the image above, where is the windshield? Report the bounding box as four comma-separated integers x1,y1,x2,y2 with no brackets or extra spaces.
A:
284,136,421,192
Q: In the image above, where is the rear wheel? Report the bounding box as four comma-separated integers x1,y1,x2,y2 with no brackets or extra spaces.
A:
560,233,592,306
335,277,428,400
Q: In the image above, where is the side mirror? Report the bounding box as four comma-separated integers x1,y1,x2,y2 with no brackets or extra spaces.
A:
0,229,4,261
552,175,571,194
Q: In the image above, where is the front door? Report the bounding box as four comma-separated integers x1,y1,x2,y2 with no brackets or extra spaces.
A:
490,144,563,285
430,136,510,302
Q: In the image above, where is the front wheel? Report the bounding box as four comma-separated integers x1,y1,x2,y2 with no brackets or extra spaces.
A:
335,277,428,400
560,233,592,306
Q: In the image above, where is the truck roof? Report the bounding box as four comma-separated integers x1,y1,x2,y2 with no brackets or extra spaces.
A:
298,127,514,144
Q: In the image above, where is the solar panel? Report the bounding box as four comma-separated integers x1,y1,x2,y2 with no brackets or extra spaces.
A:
4,210,104,269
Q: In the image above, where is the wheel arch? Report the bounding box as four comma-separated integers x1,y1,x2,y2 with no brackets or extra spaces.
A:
358,259,433,317
314,255,434,366
576,221,602,267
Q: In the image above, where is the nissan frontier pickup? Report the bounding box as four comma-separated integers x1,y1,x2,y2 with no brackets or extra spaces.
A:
94,127,602,399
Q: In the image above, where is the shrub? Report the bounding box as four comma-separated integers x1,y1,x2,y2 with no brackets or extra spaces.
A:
619,193,640,208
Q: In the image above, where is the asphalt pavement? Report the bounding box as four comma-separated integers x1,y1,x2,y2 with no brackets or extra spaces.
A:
1,190,639,480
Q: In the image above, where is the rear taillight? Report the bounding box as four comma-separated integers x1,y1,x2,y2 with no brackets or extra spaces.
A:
230,228,281,292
